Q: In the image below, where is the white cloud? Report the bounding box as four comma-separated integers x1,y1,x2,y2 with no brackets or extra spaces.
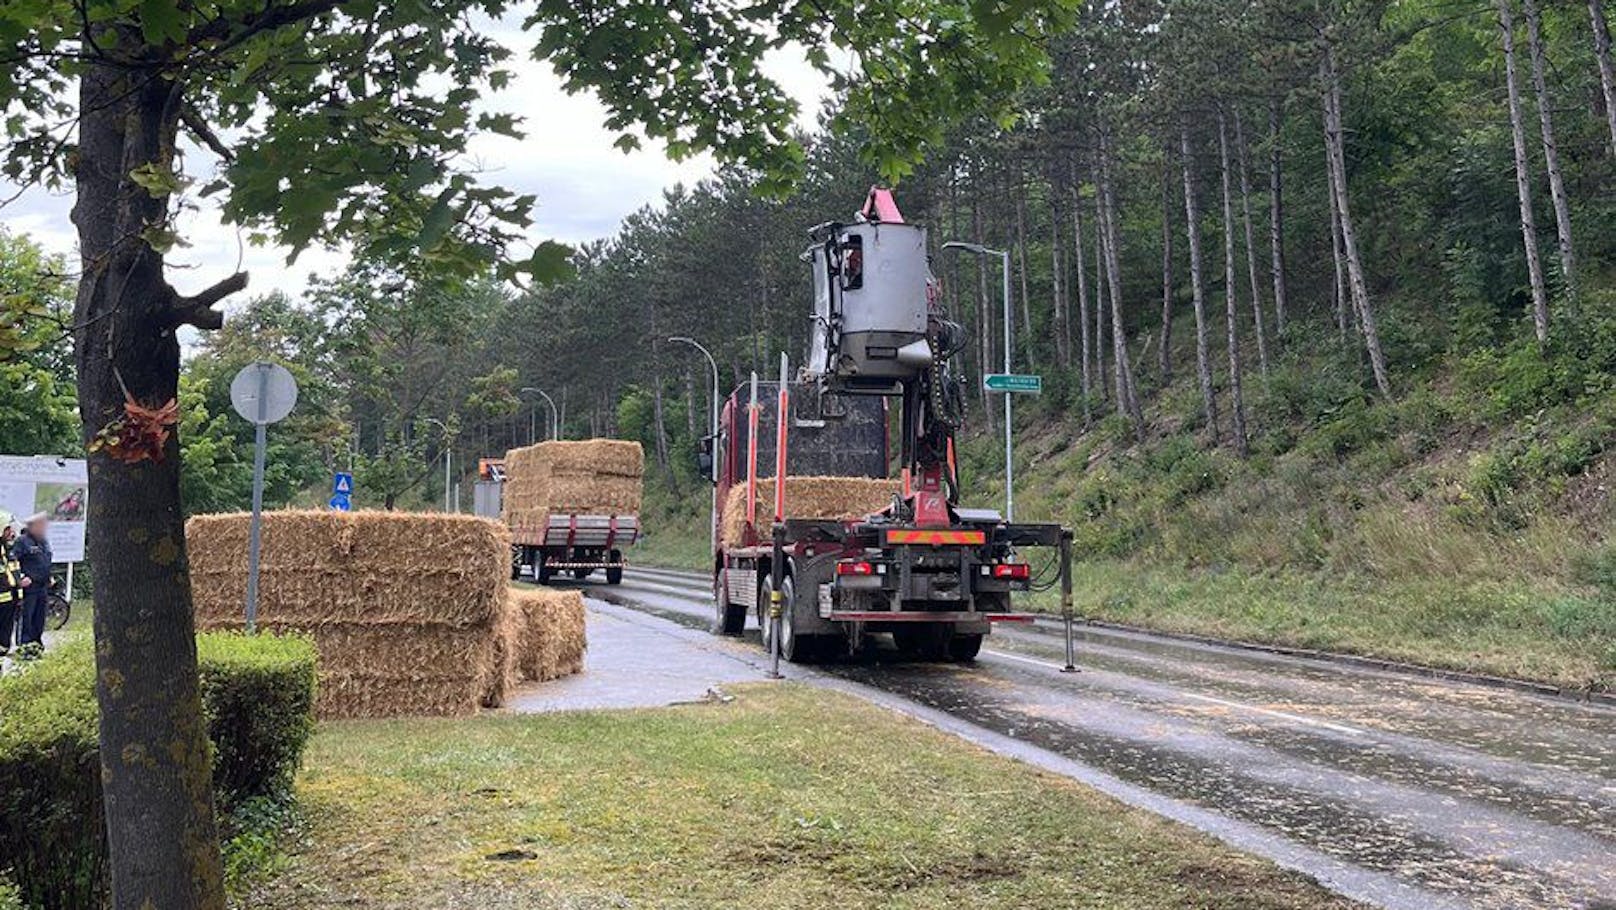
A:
0,20,833,310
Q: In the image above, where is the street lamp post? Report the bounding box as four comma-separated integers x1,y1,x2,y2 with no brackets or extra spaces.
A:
421,417,452,512
669,335,721,559
520,387,559,441
942,241,1015,521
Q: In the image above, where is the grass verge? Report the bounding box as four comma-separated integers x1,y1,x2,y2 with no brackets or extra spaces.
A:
243,684,1358,910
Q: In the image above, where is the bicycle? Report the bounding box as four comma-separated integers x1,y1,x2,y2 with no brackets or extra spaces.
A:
45,575,70,632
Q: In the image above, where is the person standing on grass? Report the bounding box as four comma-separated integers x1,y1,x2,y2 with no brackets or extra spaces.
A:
11,513,51,658
0,523,21,658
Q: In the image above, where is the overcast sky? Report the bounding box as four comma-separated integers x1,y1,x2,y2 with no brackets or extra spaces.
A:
0,22,830,311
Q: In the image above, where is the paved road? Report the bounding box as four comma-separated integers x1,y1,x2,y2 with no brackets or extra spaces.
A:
588,565,1616,910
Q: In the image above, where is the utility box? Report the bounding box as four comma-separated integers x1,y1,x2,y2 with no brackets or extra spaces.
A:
473,480,501,520
805,220,930,393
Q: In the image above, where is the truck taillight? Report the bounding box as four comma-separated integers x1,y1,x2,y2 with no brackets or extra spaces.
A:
992,563,1030,581
836,560,875,576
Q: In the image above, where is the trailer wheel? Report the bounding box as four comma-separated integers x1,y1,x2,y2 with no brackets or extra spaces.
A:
535,552,553,584
605,550,623,585
510,546,523,581
947,633,984,662
760,575,816,664
712,570,746,636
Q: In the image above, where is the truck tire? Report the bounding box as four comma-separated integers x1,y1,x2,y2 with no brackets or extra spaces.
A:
759,574,816,663
605,550,623,585
510,547,523,581
947,633,984,662
712,570,747,636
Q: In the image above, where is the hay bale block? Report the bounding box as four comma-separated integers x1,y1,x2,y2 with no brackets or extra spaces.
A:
187,510,513,719
507,587,587,682
502,439,644,528
719,476,896,547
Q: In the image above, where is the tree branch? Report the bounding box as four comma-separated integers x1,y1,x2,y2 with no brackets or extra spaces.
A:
180,102,235,162
169,271,248,330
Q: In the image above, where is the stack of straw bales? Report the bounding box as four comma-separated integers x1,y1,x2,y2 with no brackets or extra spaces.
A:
719,476,895,547
502,439,644,528
187,511,586,719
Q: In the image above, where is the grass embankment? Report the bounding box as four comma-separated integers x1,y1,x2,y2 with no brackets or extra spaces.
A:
245,684,1356,910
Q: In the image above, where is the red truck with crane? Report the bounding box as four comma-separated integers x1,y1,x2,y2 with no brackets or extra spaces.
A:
706,188,1074,664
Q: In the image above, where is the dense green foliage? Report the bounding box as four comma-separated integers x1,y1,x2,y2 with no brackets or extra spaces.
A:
0,634,317,908
0,230,77,460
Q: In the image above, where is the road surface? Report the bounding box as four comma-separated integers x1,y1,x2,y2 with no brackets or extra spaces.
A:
584,565,1616,910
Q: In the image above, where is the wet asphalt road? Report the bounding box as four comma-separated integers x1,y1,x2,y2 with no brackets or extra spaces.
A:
592,565,1616,910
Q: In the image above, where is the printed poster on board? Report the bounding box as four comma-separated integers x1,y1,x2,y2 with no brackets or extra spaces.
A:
0,456,88,563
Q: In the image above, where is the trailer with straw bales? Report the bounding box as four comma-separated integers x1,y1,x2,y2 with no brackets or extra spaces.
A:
482,439,643,585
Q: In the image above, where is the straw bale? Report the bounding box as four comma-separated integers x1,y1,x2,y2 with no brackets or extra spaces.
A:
719,476,895,546
188,511,508,625
501,439,644,527
186,510,513,719
506,587,587,682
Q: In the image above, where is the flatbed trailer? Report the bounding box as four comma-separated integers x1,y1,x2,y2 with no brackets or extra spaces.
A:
474,459,636,585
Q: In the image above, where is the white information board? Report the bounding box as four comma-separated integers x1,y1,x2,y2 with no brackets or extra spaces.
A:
0,456,88,563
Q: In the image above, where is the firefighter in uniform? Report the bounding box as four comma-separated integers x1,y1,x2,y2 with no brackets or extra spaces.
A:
11,513,51,657
0,523,21,657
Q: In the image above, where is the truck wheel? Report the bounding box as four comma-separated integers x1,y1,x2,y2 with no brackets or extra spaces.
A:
605,550,624,585
947,633,984,663
712,570,746,636
510,547,523,581
761,575,816,664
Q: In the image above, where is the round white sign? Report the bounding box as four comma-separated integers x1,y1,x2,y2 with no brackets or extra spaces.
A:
229,362,299,425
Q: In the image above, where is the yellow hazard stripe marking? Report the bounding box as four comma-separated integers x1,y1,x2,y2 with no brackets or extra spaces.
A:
884,529,986,545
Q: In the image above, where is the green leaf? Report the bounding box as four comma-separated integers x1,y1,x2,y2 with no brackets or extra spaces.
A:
417,191,457,249
525,240,574,284
138,0,186,44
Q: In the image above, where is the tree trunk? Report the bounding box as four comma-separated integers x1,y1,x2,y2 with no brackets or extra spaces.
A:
1099,132,1145,442
1014,182,1035,368
73,58,227,910
1523,0,1578,301
651,373,678,493
1323,47,1394,396
1267,95,1289,337
684,368,699,439
973,190,996,432
1216,110,1250,457
1092,191,1110,403
1495,0,1552,343
1179,122,1221,443
1234,108,1271,378
1593,0,1616,156
1159,157,1175,387
1071,187,1094,426
1327,160,1350,338
1051,187,1070,368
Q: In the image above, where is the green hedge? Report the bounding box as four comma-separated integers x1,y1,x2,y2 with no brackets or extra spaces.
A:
0,632,317,910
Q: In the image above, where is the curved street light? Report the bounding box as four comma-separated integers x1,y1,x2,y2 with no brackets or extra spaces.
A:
519,387,559,442
669,335,721,558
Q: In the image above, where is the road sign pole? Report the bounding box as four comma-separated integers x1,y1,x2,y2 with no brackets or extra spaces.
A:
245,368,268,633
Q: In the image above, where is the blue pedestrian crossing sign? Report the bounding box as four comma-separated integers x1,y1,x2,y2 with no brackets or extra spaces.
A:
333,472,354,496
328,494,352,512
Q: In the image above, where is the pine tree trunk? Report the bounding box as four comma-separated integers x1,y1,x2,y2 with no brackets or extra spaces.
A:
1051,187,1070,367
1234,108,1271,377
1159,158,1175,387
1496,0,1552,343
1267,95,1289,336
1323,47,1395,396
1099,133,1146,442
1523,0,1578,301
651,373,678,493
1179,122,1221,443
1593,0,1616,156
73,56,226,910
1071,187,1094,426
1216,110,1250,457
1327,163,1350,338
1014,184,1035,368
973,191,996,432
1092,191,1110,403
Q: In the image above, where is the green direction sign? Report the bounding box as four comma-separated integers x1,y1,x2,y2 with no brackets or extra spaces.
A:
984,373,1042,394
